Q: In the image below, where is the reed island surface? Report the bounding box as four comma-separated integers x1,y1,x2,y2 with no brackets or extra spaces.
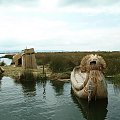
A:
1,50,120,82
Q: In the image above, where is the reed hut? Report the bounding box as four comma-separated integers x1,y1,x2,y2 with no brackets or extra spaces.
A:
13,48,37,69
13,53,22,67
22,48,37,69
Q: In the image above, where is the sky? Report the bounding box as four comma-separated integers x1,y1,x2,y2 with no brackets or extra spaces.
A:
0,0,120,52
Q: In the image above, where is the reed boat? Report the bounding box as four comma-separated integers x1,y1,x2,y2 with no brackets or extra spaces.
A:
70,54,108,101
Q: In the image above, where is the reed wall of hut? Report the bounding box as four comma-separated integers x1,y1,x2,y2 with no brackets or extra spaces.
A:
22,48,37,69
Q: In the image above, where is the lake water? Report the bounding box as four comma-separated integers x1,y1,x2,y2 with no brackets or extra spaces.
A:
0,54,12,65
0,77,120,120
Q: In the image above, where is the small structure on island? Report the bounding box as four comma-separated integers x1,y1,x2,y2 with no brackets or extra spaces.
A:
12,53,22,67
13,48,37,69
0,66,4,74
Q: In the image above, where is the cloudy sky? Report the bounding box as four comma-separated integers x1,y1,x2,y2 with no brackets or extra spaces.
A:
0,0,120,51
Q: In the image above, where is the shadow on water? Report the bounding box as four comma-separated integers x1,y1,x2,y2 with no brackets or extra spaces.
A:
0,75,3,80
0,75,3,91
15,80,37,97
107,77,120,95
50,80,65,95
113,84,120,95
71,90,108,120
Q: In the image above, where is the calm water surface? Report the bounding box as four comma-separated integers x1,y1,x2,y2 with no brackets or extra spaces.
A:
0,77,120,120
0,54,12,65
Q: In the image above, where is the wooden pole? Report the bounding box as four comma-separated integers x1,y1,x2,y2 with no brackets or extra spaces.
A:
43,63,45,74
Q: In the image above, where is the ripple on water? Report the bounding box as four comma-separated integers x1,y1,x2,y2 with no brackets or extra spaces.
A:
0,77,120,120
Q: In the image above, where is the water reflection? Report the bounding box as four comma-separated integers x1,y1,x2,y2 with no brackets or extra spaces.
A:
20,81,36,97
113,84,120,95
0,75,3,80
71,90,108,120
50,80,65,95
0,75,3,91
0,58,12,65
37,79,47,99
107,78,120,96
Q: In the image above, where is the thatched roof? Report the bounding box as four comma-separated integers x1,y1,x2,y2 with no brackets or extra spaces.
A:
13,48,36,63
23,48,35,54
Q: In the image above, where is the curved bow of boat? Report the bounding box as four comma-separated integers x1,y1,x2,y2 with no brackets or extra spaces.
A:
71,68,108,101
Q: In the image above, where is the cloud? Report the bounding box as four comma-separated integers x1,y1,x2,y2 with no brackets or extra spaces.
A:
0,12,70,50
1,19,120,51
0,16,68,40
0,0,38,6
0,0,120,51
60,0,120,7
59,3,120,15
1,0,119,7
58,0,120,15
1,0,120,15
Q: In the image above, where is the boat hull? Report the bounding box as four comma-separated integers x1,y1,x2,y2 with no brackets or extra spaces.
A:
71,69,108,100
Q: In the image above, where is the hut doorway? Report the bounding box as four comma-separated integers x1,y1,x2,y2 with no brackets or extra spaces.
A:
18,58,22,66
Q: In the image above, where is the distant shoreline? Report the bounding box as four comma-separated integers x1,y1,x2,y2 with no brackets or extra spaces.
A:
0,50,120,54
